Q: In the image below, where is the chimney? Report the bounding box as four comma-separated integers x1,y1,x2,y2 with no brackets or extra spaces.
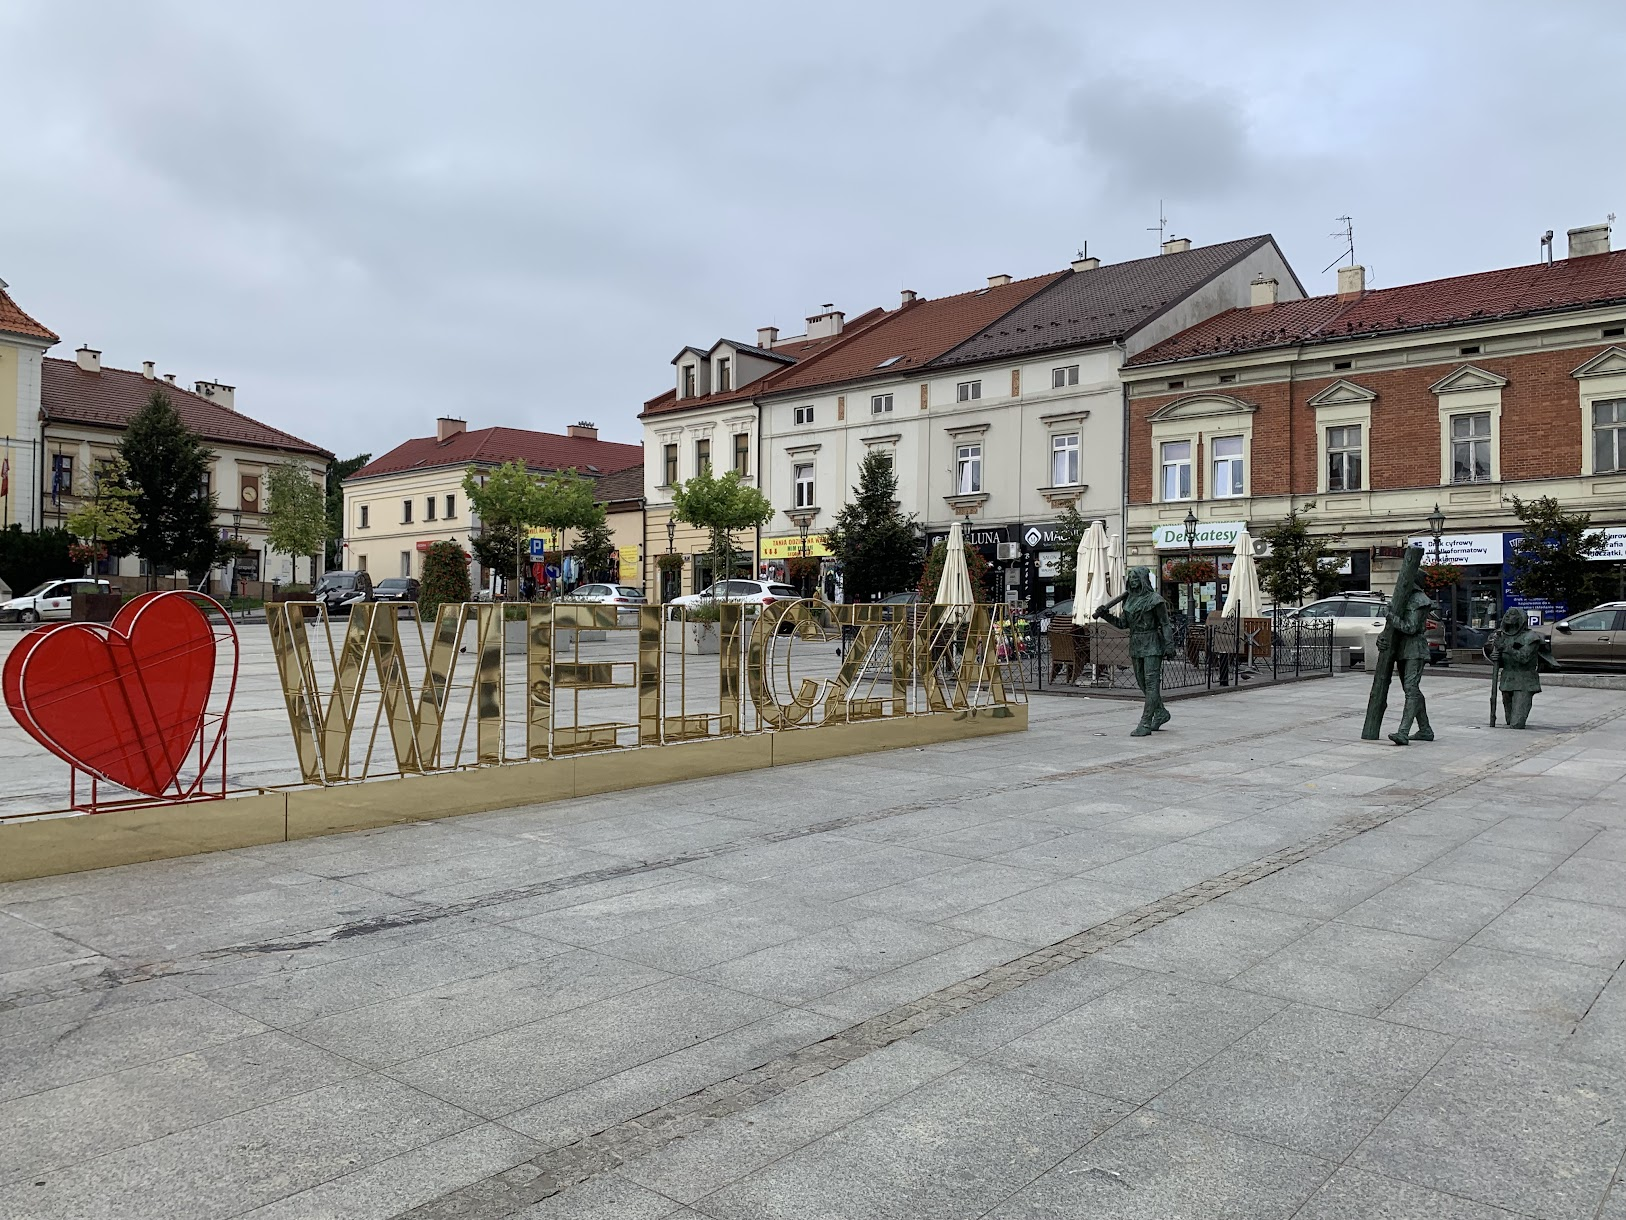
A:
806,307,845,339
436,416,466,443
164,373,177,384
1070,256,1100,273
75,345,101,373
900,289,917,305
987,273,1012,287
1568,223,1612,259
1250,276,1279,309
1337,264,1367,299
567,421,598,440
756,326,779,349
194,379,236,410
142,361,156,380
1161,237,1192,255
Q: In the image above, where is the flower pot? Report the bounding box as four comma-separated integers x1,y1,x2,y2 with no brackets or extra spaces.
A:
686,621,720,654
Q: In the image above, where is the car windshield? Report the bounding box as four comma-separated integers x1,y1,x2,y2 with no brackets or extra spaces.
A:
21,582,61,598
314,573,358,592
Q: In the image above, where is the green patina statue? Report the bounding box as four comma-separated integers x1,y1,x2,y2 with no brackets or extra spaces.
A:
1490,608,1553,729
1094,566,1177,737
1362,544,1435,746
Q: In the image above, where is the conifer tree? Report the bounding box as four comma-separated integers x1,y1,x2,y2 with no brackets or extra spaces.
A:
118,391,219,584
823,450,918,603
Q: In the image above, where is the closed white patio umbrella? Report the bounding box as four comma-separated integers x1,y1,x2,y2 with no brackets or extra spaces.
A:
935,520,975,625
1222,528,1263,619
1074,520,1111,619
1107,532,1126,600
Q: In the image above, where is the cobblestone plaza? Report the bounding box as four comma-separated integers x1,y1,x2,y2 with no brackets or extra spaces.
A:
3,656,1626,1218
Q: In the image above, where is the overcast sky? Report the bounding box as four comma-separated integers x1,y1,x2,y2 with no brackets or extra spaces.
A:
3,1,1621,461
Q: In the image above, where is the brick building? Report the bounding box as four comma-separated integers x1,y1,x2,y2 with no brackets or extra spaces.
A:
1120,224,1626,633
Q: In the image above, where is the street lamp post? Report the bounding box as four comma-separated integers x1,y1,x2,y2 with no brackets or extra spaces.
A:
1183,508,1199,627
798,516,809,559
1427,502,1448,647
664,515,677,603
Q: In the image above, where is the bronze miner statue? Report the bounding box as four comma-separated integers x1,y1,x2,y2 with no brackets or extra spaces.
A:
1361,544,1435,745
1490,608,1553,729
1094,566,1177,737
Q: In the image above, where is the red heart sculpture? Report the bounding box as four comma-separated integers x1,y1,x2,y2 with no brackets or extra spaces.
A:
3,591,236,798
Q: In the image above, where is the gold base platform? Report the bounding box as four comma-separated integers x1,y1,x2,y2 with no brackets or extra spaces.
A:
0,705,1025,882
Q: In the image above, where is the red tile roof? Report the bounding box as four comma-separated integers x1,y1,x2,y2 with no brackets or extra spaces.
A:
639,308,891,418
352,426,642,481
763,274,1067,394
0,284,59,343
42,359,332,459
1128,249,1626,366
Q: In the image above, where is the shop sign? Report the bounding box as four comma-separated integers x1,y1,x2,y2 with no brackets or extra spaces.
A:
926,525,1016,551
1587,527,1626,562
1151,520,1246,550
1405,531,1504,565
1037,552,1060,578
1019,522,1071,551
617,545,639,583
760,534,833,560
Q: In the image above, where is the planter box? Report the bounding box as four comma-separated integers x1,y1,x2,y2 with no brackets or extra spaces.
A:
504,621,609,654
70,593,123,623
686,621,720,654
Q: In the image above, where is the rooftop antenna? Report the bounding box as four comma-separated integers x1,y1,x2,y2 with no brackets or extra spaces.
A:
1539,230,1555,264
1321,216,1355,274
1076,239,1089,261
1147,201,1168,251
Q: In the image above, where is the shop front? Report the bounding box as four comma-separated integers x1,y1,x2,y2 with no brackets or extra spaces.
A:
1402,527,1626,643
758,533,834,594
1151,520,1246,623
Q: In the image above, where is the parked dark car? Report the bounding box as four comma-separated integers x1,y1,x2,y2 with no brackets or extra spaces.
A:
373,577,420,604
311,570,373,615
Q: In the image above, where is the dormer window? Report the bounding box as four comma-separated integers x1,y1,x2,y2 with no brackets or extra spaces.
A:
717,358,731,392
682,365,697,398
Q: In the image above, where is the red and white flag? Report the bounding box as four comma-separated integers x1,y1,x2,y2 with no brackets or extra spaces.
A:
1,449,10,499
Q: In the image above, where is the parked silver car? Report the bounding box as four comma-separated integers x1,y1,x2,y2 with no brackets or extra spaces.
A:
1544,602,1626,669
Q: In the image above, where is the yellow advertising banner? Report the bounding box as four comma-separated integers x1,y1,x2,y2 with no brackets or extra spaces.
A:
760,534,832,561
617,545,639,583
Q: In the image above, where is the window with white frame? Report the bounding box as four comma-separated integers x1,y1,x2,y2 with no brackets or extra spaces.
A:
1326,425,1363,491
793,463,815,508
1326,426,1365,491
871,394,893,415
1594,400,1626,473
956,380,981,402
358,504,369,529
1450,413,1492,483
1211,435,1244,497
955,443,983,494
1051,365,1079,388
716,357,731,392
445,494,456,518
695,437,711,475
1160,440,1192,501
793,404,814,425
681,365,696,397
1050,433,1079,486
402,499,413,524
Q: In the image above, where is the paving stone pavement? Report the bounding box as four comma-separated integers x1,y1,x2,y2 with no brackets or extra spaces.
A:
3,674,1626,1218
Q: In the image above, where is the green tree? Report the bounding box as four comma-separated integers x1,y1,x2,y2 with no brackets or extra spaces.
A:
471,520,525,586
1507,494,1607,609
1255,502,1343,606
822,450,918,602
670,467,774,594
1050,503,1090,597
462,461,603,591
0,525,78,595
118,391,219,584
418,540,471,618
266,461,327,583
572,516,617,583
64,456,140,567
325,453,370,567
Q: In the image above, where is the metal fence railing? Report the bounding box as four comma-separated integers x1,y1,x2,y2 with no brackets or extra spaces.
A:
1026,616,1334,696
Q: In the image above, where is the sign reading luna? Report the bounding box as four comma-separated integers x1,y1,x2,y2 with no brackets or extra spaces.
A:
265,599,1023,787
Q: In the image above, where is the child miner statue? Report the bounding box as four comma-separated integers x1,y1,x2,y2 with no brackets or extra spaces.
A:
1094,566,1177,737
1490,609,1553,729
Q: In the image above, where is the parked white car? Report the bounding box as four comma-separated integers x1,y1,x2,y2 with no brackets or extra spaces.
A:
0,578,113,624
556,583,648,608
666,579,801,616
